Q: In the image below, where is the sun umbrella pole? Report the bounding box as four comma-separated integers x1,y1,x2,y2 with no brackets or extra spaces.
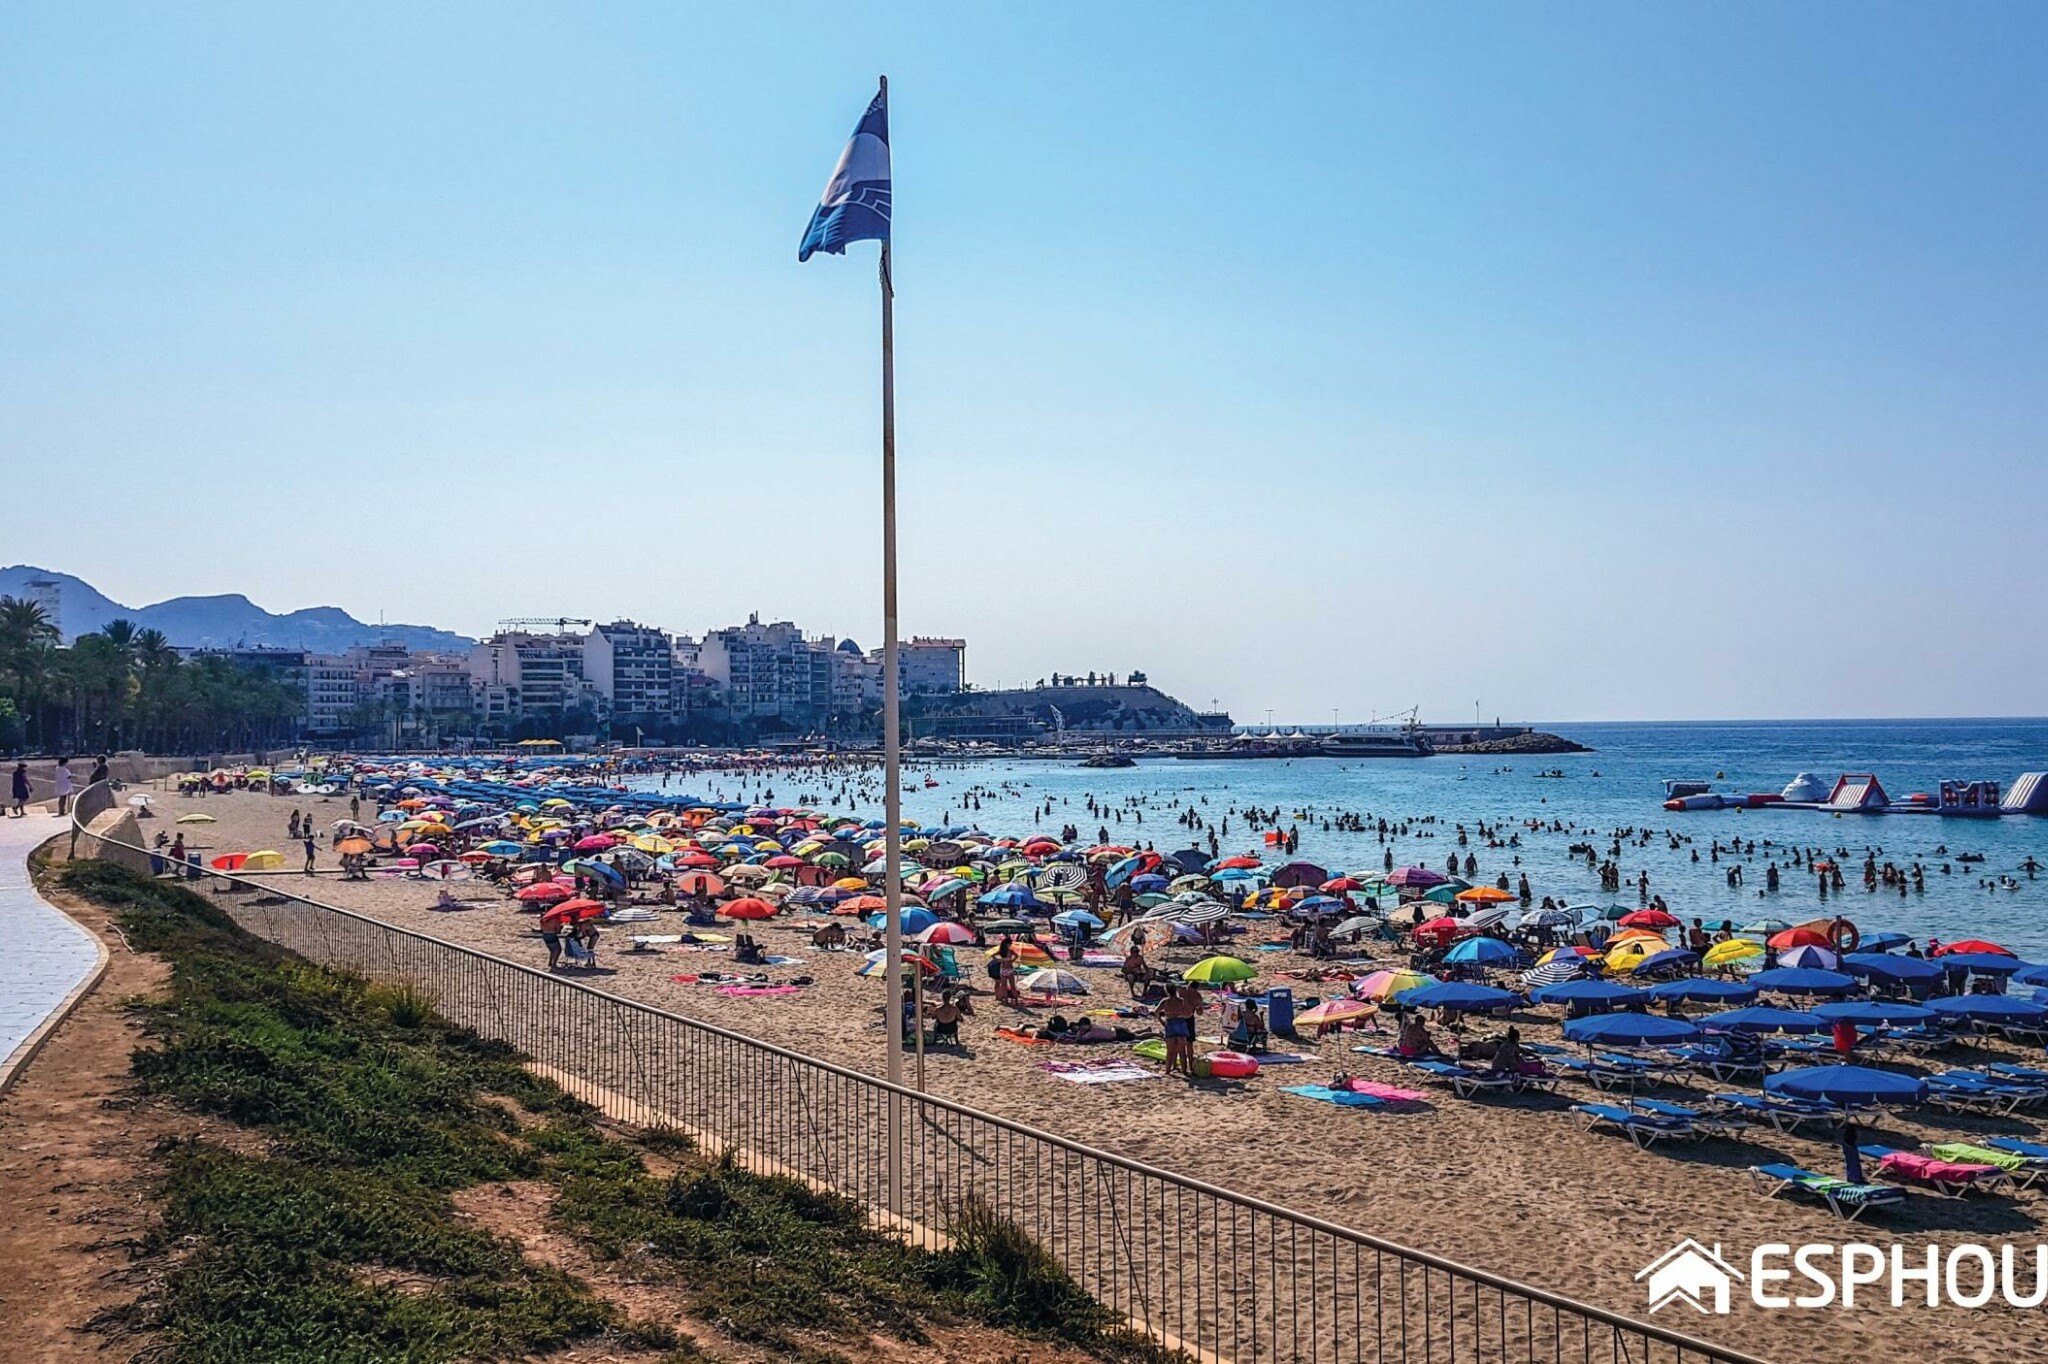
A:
879,164,909,1214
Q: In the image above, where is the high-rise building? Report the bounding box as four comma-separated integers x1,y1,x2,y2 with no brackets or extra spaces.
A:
698,616,836,726
584,621,675,723
23,577,62,639
467,631,588,719
305,654,364,735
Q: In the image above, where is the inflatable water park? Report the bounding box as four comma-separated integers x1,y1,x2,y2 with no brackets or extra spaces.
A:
1661,771,2048,817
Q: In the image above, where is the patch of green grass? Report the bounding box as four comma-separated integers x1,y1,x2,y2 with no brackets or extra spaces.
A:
57,860,1180,1364
141,1139,645,1364
55,862,648,1363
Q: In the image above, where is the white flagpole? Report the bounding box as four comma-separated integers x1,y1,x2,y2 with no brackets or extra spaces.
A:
876,74,906,1215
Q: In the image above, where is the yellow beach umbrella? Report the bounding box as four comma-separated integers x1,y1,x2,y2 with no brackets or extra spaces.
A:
243,850,285,870
1603,940,1668,972
1704,939,1765,970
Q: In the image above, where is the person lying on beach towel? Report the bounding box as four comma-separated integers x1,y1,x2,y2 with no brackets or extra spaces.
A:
1327,1073,1429,1104
999,1014,1140,1045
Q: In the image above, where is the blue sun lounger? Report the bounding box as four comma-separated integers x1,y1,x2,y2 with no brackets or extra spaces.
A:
1988,1136,2048,1161
1709,1092,1861,1134
1573,1102,1693,1147
1982,1063,2048,1085
1925,1072,2045,1116
1543,1055,1648,1091
1668,1043,1768,1084
1406,1059,1519,1098
1873,1025,1952,1057
1748,1163,1906,1221
1629,1097,1755,1140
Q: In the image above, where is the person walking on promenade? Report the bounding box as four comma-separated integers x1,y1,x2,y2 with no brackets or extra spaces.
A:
53,757,73,816
9,761,28,817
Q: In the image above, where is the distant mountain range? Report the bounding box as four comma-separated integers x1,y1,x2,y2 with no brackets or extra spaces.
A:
0,566,474,655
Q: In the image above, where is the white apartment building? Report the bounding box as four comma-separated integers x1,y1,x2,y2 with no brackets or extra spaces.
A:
583,621,675,720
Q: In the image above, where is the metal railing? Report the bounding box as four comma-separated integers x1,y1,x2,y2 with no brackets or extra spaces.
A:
73,787,1766,1364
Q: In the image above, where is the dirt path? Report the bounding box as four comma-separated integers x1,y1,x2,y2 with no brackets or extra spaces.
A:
0,863,177,1361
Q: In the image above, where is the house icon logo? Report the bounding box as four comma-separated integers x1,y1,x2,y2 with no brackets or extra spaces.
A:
1636,1240,1745,1314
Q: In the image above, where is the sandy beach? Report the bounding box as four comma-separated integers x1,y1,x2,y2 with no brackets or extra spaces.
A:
137,785,2046,1364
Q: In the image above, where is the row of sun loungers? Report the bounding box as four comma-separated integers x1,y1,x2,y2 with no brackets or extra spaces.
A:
1924,1069,2048,1115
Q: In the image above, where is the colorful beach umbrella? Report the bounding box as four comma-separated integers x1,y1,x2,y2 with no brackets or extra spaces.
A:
1295,997,1377,1028
1354,969,1436,1002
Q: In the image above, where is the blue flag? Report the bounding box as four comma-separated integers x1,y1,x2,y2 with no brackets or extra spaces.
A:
798,86,891,262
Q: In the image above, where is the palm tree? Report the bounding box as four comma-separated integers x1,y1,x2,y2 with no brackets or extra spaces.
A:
132,629,179,749
0,597,61,746
100,618,140,671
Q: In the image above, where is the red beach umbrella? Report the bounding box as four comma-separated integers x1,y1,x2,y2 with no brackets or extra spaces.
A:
1619,909,1679,928
517,883,571,903
721,897,777,920
1932,939,2013,958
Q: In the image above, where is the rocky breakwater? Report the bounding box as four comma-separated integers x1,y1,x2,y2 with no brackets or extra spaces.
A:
1432,731,1592,755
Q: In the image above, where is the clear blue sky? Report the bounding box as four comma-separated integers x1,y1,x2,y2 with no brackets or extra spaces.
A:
5,3,2045,722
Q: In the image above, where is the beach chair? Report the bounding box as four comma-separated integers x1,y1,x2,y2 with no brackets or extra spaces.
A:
1981,1063,2048,1085
1925,1072,2044,1116
1573,1102,1694,1148
1227,1014,1271,1053
1860,1144,2013,1198
1748,1163,1907,1222
1604,1051,1691,1086
1631,1097,1754,1140
1875,1025,1952,1057
1669,1043,1768,1085
1924,1141,2047,1191
1707,1092,1854,1135
1541,1055,1640,1092
1988,1135,2048,1158
1407,1059,1518,1099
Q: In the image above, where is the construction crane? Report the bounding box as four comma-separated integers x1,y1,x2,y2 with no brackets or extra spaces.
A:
497,616,592,633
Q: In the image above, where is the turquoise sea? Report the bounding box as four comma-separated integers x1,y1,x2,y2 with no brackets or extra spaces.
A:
645,718,2048,959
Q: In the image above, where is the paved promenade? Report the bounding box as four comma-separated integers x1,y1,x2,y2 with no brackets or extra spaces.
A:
0,815,106,1089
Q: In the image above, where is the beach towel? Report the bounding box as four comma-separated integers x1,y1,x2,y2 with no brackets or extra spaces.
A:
999,1027,1057,1045
715,984,803,997
1282,1085,1384,1108
1928,1143,2031,1173
1877,1151,1997,1183
1340,1079,1429,1103
1080,953,1124,968
1042,1059,1155,1084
